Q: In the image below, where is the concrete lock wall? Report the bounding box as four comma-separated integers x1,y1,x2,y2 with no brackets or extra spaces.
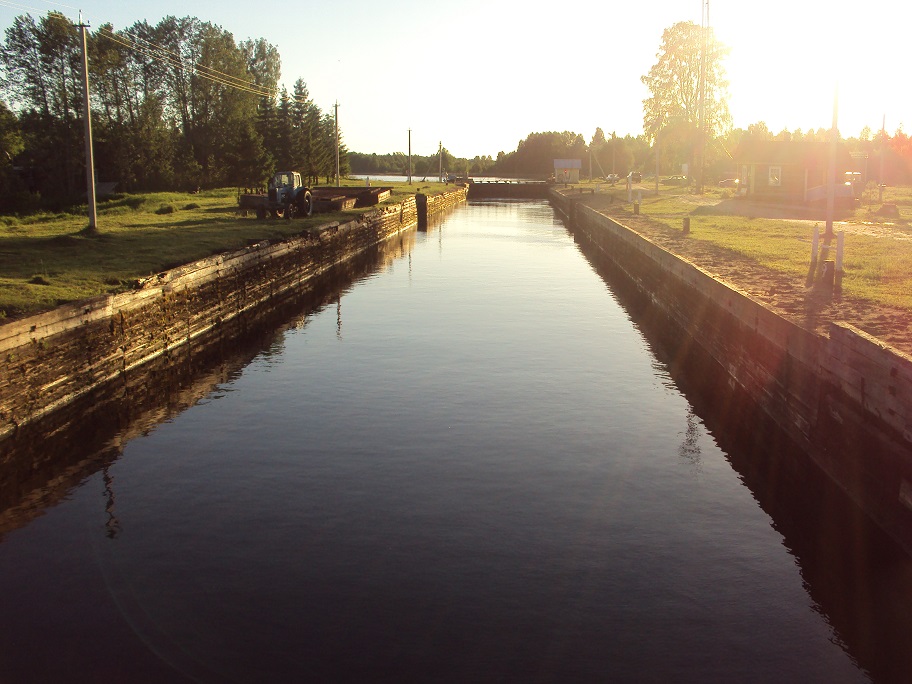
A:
0,188,466,441
551,190,912,554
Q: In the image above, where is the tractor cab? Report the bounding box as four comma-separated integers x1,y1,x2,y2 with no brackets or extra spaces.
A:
269,172,303,204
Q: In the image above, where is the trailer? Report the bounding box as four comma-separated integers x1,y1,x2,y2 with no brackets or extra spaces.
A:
238,172,313,219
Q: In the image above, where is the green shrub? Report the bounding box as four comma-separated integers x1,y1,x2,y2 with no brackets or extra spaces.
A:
155,204,176,215
183,202,201,211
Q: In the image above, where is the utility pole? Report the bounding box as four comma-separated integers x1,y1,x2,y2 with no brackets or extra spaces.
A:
825,85,839,241
408,129,412,185
438,141,442,183
696,0,709,194
612,131,616,175
334,101,340,187
77,13,97,233
655,128,660,195
879,114,886,203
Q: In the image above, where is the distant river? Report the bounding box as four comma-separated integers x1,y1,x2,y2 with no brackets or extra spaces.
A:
0,200,908,683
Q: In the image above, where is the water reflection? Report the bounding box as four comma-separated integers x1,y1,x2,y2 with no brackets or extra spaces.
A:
0,202,907,682
569,218,912,683
101,465,121,540
0,223,425,543
678,409,703,472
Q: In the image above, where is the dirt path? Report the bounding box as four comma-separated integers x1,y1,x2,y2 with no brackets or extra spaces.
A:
574,193,912,356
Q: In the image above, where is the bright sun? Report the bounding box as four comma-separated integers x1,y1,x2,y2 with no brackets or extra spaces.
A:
714,2,907,136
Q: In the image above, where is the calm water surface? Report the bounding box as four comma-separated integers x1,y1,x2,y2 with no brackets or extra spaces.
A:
0,201,904,682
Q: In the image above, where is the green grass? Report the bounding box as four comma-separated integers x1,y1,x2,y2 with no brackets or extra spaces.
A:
0,180,452,319
624,182,912,310
8,178,910,320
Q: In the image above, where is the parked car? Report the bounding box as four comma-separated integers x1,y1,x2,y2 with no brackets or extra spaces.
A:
605,174,621,184
627,171,642,183
718,178,740,187
662,175,688,185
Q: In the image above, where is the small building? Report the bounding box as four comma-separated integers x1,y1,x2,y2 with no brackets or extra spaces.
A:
554,159,582,183
733,140,853,204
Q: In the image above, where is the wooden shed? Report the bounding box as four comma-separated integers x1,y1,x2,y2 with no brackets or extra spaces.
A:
733,140,853,204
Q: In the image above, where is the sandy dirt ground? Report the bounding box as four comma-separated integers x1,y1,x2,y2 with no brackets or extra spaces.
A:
573,192,912,356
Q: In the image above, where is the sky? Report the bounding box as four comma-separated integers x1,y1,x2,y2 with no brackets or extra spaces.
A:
0,0,908,158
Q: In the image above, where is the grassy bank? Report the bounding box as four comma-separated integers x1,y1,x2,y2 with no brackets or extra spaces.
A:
576,181,912,311
4,178,912,320
0,180,449,320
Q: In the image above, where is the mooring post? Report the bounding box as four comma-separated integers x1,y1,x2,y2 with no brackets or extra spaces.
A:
806,224,820,286
835,231,845,273
835,230,845,291
416,193,428,231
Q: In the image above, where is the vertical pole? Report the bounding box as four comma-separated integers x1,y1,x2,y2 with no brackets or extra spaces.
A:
879,114,886,203
655,128,660,195
806,223,820,285
78,18,97,232
589,149,592,183
612,131,616,175
334,101,340,187
836,231,845,272
438,141,442,183
697,0,707,195
408,129,412,185
825,85,838,240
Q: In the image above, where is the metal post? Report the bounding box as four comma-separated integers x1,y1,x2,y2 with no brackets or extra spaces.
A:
612,131,616,175
408,129,412,185
438,141,442,183
655,128,660,195
879,114,886,203
697,0,708,195
836,231,845,272
825,86,838,240
78,18,97,232
334,101,340,187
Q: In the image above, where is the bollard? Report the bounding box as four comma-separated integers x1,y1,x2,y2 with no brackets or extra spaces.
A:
416,193,428,231
682,217,690,234
633,202,640,215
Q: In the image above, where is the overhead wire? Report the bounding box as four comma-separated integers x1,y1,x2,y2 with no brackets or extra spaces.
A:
0,0,292,103
101,26,279,98
97,27,277,100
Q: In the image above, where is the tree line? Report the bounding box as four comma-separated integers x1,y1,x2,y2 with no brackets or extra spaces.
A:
476,21,912,185
0,12,349,212
3,13,911,214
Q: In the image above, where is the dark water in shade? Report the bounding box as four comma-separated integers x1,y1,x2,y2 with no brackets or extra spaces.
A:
0,200,909,683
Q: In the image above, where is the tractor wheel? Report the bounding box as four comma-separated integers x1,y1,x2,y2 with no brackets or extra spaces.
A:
298,190,313,217
255,206,266,220
284,202,296,220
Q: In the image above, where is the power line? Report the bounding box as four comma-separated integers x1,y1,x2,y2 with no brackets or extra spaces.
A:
96,27,279,100
0,2,290,103
101,26,278,98
0,0,79,20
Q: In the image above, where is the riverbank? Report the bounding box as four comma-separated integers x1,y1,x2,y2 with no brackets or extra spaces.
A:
551,186,912,555
0,187,467,440
0,180,453,320
559,186,912,355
